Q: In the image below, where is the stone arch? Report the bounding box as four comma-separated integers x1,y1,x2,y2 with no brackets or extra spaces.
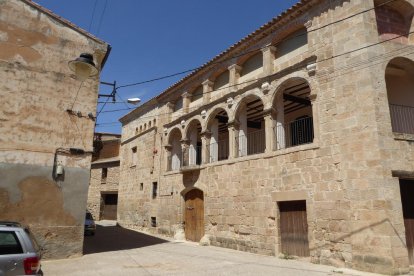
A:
270,75,313,105
374,0,414,44
183,118,203,166
205,107,230,162
271,76,314,150
385,56,414,134
184,117,204,138
167,127,182,171
232,88,264,114
167,127,183,145
233,93,266,157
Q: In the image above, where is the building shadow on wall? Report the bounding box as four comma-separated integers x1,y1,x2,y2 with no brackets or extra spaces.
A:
83,225,168,255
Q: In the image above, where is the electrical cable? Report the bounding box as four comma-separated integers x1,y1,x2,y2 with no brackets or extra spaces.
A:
70,81,84,110
88,0,98,32
97,0,108,36
114,0,397,90
94,33,414,126
115,93,133,110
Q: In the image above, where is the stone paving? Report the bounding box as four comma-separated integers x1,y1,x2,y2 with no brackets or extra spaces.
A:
41,222,382,276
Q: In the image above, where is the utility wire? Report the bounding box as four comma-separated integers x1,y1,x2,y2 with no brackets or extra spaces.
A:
114,0,397,90
97,0,108,36
70,82,84,110
116,93,133,110
88,0,98,32
95,33,414,125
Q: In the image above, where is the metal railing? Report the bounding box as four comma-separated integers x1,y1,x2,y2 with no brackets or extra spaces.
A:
236,129,266,157
182,145,202,167
209,140,229,163
389,104,414,134
275,117,314,150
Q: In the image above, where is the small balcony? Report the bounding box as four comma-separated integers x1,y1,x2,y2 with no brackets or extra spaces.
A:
389,104,414,134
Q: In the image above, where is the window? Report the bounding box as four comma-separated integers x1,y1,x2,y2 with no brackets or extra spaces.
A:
174,98,183,112
140,183,143,191
131,147,137,166
191,86,203,102
152,182,158,199
101,168,108,183
151,217,157,227
0,231,23,255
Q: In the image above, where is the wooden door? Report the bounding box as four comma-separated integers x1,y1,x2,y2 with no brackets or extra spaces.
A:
400,179,414,264
185,189,204,242
101,193,118,220
279,200,310,257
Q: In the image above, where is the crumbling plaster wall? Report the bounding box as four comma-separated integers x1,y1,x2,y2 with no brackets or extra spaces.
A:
0,0,108,259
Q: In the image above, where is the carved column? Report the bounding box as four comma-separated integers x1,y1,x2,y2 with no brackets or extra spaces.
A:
263,108,277,153
228,64,242,92
180,139,190,167
164,144,172,171
261,44,277,76
200,130,212,164
275,92,285,150
309,94,318,144
202,79,214,105
227,120,240,159
182,92,191,113
167,102,175,122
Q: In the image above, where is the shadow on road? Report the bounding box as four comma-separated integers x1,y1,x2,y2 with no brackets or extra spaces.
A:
83,225,168,255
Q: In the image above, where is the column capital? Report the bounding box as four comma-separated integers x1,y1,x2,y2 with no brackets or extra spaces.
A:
228,64,242,72
166,102,175,109
304,20,312,29
261,44,277,54
200,130,212,138
182,91,191,99
263,107,277,117
227,120,240,129
202,79,214,87
164,144,172,150
309,94,317,102
180,138,190,145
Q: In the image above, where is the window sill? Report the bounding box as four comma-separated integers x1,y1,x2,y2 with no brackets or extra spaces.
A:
393,132,414,142
130,165,137,168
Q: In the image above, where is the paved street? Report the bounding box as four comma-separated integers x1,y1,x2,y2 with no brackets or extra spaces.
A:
42,222,380,276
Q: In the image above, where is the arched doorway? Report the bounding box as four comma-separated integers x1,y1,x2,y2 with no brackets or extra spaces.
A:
184,189,204,242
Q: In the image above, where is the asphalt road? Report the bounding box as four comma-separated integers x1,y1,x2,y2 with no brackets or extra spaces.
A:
42,221,380,276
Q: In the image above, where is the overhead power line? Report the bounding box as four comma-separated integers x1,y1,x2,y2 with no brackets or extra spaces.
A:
95,33,414,126
114,0,396,90
88,0,98,32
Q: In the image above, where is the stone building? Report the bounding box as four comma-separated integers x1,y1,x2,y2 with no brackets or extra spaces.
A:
0,0,110,258
118,0,414,274
87,133,121,221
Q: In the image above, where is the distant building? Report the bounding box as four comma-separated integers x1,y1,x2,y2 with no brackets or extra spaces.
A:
0,0,110,258
87,133,121,221
118,0,414,274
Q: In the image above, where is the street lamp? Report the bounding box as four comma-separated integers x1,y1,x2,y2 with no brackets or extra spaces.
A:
68,53,98,81
127,98,141,105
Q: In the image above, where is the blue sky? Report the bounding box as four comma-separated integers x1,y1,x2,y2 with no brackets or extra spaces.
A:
35,0,299,134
